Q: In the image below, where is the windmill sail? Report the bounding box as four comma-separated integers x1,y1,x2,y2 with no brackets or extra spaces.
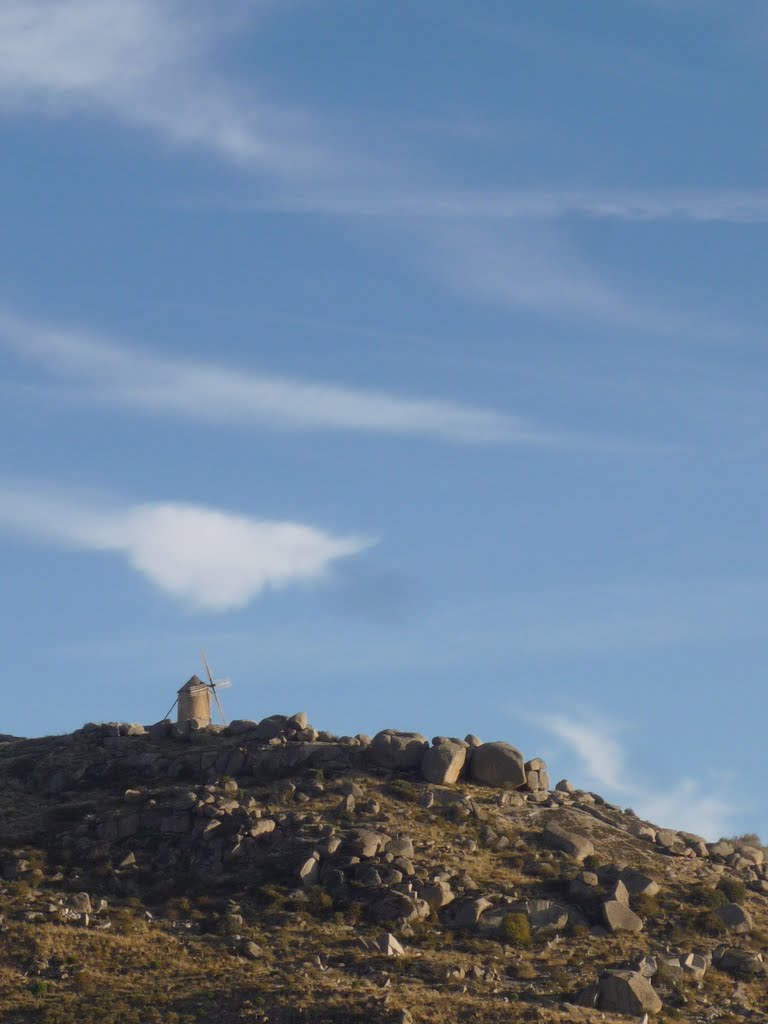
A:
200,649,230,726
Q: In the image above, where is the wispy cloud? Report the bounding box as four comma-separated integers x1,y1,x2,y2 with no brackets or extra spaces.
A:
0,307,574,445
198,186,768,224
530,711,736,839
0,0,326,175
0,483,372,611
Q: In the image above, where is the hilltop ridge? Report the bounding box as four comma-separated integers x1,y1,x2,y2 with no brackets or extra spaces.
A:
0,713,765,1023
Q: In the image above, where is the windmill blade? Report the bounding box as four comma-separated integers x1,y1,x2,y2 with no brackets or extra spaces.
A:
214,679,232,689
211,684,227,727
200,649,215,687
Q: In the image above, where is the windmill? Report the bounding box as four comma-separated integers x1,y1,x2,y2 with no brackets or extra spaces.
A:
163,651,232,727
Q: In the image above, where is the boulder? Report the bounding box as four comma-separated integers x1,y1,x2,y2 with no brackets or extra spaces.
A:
443,896,493,929
147,720,172,741
524,757,550,792
596,971,662,1015
228,720,258,735
370,731,429,770
469,742,526,788
714,902,753,933
368,889,425,924
605,879,630,906
540,826,594,862
375,932,405,957
298,855,321,887
421,739,466,785
619,867,660,898
713,946,765,977
252,715,288,740
385,838,414,859
603,900,644,933
66,893,92,915
345,829,391,858
527,898,568,934
420,881,455,911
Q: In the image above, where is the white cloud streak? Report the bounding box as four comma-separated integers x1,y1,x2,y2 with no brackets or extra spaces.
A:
201,187,768,224
531,712,736,839
0,0,326,175
0,308,564,445
0,484,372,611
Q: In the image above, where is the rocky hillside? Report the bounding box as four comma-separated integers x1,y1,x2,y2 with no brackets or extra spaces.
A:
0,714,766,1023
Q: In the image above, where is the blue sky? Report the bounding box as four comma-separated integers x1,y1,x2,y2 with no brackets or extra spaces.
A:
1,0,766,840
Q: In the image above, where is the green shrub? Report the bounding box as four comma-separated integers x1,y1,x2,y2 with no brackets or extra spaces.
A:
501,913,532,948
306,888,333,916
385,779,419,803
696,911,726,937
29,980,49,999
582,854,601,872
632,893,661,919
689,884,725,909
717,876,746,904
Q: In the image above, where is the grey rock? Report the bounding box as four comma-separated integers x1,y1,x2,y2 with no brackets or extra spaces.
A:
540,826,594,862
469,742,526,788
619,867,660,898
602,900,644,933
420,881,455,910
421,740,466,785
714,902,753,933
228,720,258,735
369,730,429,770
375,932,405,956
527,898,568,934
368,889,423,924
66,893,92,915
443,896,493,929
298,855,321,887
252,715,288,740
596,971,662,1015
713,946,765,977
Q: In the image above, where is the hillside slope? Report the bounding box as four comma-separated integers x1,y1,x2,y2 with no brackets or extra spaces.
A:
0,715,765,1023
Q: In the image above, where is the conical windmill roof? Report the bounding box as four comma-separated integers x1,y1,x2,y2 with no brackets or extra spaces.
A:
178,674,207,694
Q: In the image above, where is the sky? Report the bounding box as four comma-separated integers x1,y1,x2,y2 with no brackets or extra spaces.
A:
0,0,766,841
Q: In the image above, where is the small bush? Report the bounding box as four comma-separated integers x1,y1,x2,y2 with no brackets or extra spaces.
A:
696,911,726,937
582,854,601,872
717,876,746,904
306,888,333,916
385,779,419,803
632,893,661,919
689,884,726,910
501,913,532,948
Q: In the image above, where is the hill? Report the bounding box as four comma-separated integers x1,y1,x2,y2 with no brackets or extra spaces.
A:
0,715,765,1023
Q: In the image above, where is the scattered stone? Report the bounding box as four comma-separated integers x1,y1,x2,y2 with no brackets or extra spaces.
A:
593,971,663,1015
375,932,405,957
602,900,644,933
